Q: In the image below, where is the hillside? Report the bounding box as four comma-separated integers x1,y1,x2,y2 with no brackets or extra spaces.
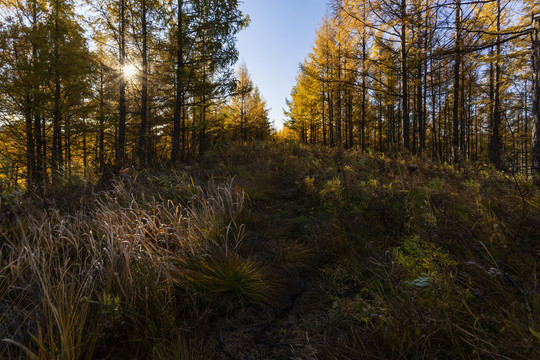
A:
1,141,539,359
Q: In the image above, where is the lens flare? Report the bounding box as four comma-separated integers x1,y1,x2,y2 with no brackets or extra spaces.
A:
123,64,137,79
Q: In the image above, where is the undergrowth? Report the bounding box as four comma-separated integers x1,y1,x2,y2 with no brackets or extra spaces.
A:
0,141,538,359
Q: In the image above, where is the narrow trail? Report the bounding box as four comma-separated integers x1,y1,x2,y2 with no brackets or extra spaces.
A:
212,158,329,360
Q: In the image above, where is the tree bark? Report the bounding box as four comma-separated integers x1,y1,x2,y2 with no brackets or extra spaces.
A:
99,64,105,171
532,14,540,175
452,0,461,163
489,0,503,169
117,0,127,167
401,0,410,150
172,0,184,161
52,1,62,184
361,32,367,151
139,0,148,163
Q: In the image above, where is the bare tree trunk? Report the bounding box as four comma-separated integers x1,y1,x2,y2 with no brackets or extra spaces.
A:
82,117,87,178
118,0,127,167
172,0,184,161
322,87,327,145
361,33,367,151
52,3,62,184
452,0,461,163
489,0,503,170
329,93,334,147
139,0,148,163
25,96,35,188
31,1,42,190
401,0,410,150
99,64,105,171
337,47,342,147
532,14,540,175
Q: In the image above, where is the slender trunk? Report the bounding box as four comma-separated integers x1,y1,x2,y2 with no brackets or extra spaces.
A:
65,115,71,179
31,2,42,189
329,93,334,147
172,0,184,161
42,111,46,180
460,63,466,158
99,64,105,171
337,47,342,147
452,0,461,163
347,93,353,148
118,0,127,167
378,81,383,152
431,59,438,160
199,101,206,155
139,0,148,163
322,87,327,145
416,61,423,155
490,0,503,169
524,79,529,175
25,96,35,188
52,3,62,184
82,117,87,178
34,113,42,185
240,92,245,140
361,33,367,151
401,0,410,150
532,14,540,175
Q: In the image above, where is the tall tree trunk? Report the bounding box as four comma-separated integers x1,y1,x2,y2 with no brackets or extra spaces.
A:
431,58,438,160
524,79,529,176
414,62,423,155
172,0,184,161
31,1,42,190
240,91,245,140
82,117,87,178
33,113,42,186
99,64,105,171
460,63,466,159
347,92,353,148
329,93,334,147
65,115,71,179
401,0,410,150
452,0,461,163
139,0,148,163
118,0,127,167
322,87,327,145
361,32,367,151
490,0,503,169
337,47,342,147
25,96,35,188
532,14,540,175
52,3,62,184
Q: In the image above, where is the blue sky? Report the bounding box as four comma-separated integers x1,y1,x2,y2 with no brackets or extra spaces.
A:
235,0,330,129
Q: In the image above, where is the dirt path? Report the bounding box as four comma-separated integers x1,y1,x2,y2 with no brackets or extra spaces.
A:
211,159,330,360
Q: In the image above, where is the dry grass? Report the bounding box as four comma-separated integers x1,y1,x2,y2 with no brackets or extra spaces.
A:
0,170,284,359
1,141,539,359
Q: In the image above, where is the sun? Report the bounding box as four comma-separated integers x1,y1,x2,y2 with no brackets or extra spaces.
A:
123,64,137,79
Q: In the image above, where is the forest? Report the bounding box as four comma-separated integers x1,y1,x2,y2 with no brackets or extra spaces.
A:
0,0,271,191
0,0,539,359
284,0,539,173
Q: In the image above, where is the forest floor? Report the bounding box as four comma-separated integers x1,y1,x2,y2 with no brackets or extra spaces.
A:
1,141,539,359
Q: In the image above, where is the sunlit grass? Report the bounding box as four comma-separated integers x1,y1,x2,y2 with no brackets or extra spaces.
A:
1,141,539,359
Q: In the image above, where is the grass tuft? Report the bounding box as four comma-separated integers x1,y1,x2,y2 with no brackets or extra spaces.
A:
189,253,286,309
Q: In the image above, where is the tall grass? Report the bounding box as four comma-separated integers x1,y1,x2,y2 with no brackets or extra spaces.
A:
0,171,283,359
1,142,538,359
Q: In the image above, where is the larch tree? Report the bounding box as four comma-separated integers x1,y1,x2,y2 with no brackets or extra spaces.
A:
533,13,539,175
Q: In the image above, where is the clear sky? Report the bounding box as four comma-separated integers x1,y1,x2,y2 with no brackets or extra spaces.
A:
235,0,330,130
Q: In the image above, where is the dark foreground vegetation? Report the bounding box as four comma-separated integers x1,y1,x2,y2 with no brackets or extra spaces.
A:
0,141,539,359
